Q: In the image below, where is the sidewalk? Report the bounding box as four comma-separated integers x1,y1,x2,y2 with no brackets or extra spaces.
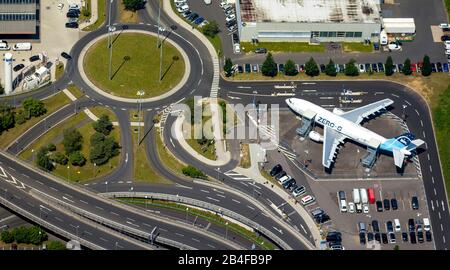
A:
234,143,322,248
79,0,98,29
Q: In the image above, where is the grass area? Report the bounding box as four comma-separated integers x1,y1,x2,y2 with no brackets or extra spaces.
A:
119,2,139,23
155,128,186,177
0,92,71,149
239,143,251,168
82,0,106,31
84,33,185,99
79,0,92,22
342,42,373,53
130,109,139,121
186,131,216,160
20,113,121,182
55,63,64,80
240,42,325,53
133,128,172,184
206,35,223,57
118,198,276,250
89,106,117,122
66,84,85,99
445,0,450,21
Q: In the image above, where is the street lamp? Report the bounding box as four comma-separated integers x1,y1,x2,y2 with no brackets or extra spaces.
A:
107,0,114,48
76,225,79,239
130,187,134,203
105,181,108,193
145,195,148,209
31,149,35,164
217,167,220,181
225,222,229,239
185,207,189,222
402,104,407,121
137,90,145,145
93,163,97,178
115,241,118,250
67,165,70,183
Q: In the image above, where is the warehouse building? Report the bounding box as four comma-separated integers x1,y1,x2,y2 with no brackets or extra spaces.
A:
236,0,383,43
0,0,40,37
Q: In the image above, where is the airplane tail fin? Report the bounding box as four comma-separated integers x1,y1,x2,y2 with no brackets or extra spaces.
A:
380,133,425,168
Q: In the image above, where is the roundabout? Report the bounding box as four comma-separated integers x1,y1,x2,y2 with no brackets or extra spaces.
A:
78,29,191,103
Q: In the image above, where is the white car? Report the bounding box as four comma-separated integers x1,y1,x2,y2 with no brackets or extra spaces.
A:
423,218,431,231
387,43,401,51
233,43,241,54
301,195,315,206
57,3,64,10
358,64,365,73
225,14,236,22
348,202,355,213
220,2,230,8
363,204,369,214
204,0,212,4
440,23,450,29
177,4,189,13
445,49,450,55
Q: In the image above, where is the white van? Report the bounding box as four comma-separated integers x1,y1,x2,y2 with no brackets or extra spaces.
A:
278,175,291,184
0,42,10,51
380,30,388,45
394,219,401,232
423,218,431,231
13,42,32,51
68,3,80,10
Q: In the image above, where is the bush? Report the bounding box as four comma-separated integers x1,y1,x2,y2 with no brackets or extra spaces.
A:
63,128,83,155
0,104,15,132
28,226,47,245
305,57,320,77
344,59,359,76
261,53,278,77
123,0,145,11
385,56,394,76
70,151,86,166
47,143,56,152
421,55,432,76
224,58,233,77
325,59,337,77
14,110,27,125
182,165,207,179
284,59,298,76
82,7,91,18
1,230,14,244
89,132,120,165
202,21,220,38
52,152,68,165
23,98,47,118
36,146,54,171
403,58,412,75
93,114,113,136
46,240,66,250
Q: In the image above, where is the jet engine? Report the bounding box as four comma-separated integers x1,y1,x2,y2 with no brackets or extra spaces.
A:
308,131,324,142
333,108,344,115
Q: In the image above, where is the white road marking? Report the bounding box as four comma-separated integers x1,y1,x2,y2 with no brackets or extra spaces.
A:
80,200,88,204
175,233,184,237
36,180,43,185
127,218,135,222
8,167,16,172
170,137,175,148
159,228,167,232
13,194,21,200
415,109,420,116
50,187,58,192
216,194,226,198
206,197,220,202
39,205,52,212
95,206,104,210
110,211,119,216
427,154,430,161
420,120,424,127
191,238,200,242
126,221,139,227
247,205,255,210
405,100,412,106
434,188,437,195
240,182,248,187
125,153,128,163
423,131,426,138
441,224,444,231
300,224,308,234
207,244,216,249
439,212,442,219
142,223,152,228
84,231,93,236
232,199,241,204
200,189,210,193
391,94,399,98
99,237,109,242
54,216,63,222
21,174,29,178
62,196,74,203
442,201,446,211
429,165,432,172
431,200,435,211
27,202,35,207
432,177,435,184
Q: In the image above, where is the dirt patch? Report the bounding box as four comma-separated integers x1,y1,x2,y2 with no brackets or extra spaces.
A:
119,3,139,23
239,143,251,168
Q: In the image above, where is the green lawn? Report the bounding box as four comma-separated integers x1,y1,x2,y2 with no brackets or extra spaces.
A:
55,63,64,80
84,33,185,99
342,42,373,53
118,198,276,250
133,128,172,184
79,0,91,22
240,42,325,53
89,106,117,122
186,118,216,161
207,35,223,57
0,92,71,149
445,0,450,21
66,84,85,99
82,0,106,31
20,113,121,182
155,128,186,177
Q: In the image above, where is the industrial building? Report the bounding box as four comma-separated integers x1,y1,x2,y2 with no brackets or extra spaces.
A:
0,0,40,36
236,0,383,43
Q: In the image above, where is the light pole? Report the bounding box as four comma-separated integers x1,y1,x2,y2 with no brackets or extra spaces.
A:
3,188,6,200
105,181,108,193
136,90,145,145
75,225,79,239
145,195,148,209
39,205,42,220
107,0,113,48
108,25,115,80
67,165,70,183
157,0,161,48
31,149,35,164
225,222,229,239
217,167,220,181
115,241,118,250
185,207,189,222
93,163,97,178
402,104,407,121
130,187,134,203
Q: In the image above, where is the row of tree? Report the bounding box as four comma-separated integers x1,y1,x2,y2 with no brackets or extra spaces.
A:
1,226,47,245
224,54,434,78
36,115,120,173
0,98,46,134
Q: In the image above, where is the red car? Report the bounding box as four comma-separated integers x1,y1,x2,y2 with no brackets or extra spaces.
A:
368,188,376,204
411,63,417,73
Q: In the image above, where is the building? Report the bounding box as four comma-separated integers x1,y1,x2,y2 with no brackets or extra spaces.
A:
382,18,416,41
236,0,382,43
0,0,40,37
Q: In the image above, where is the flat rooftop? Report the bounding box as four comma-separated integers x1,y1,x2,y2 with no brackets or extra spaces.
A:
239,0,381,24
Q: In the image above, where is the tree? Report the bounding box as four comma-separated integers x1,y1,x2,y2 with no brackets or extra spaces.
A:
28,226,47,245
344,59,359,76
402,58,412,75
0,104,15,131
385,56,394,76
23,98,47,118
93,115,113,136
224,58,233,77
52,152,68,165
63,128,83,155
284,59,298,76
202,21,220,38
89,132,120,165
14,110,27,125
46,240,66,250
305,57,320,77
1,230,14,244
122,0,145,11
11,226,29,244
0,81,4,95
47,143,56,152
36,146,54,171
261,53,278,77
421,55,432,76
325,59,337,77
70,151,86,166
182,165,207,179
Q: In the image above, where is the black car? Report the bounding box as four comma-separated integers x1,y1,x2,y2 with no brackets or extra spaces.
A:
431,63,437,73
391,198,398,210
29,55,40,62
225,20,236,27
417,231,424,243
383,199,390,211
376,200,383,212
278,64,284,73
270,164,282,176
373,42,380,50
274,170,286,180
371,63,378,72
188,14,199,22
61,52,72,60
377,63,384,72
441,35,450,41
437,62,443,72
288,183,298,192
13,64,25,72
232,33,239,43
408,219,415,232
381,233,388,244
66,11,79,18
425,231,432,242
372,220,380,232
411,196,419,210
68,8,81,14
254,48,267,54
367,232,374,242
237,65,243,73
65,22,79,28
282,178,296,189
374,233,381,242
386,221,394,233
402,232,408,242
398,63,404,73
359,232,366,245
410,232,417,244
315,214,330,224
326,231,342,243
338,64,345,73
320,64,326,73
365,63,371,72
244,63,251,73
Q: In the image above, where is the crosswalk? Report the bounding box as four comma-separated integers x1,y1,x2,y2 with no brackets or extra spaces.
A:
224,171,253,181
210,57,220,98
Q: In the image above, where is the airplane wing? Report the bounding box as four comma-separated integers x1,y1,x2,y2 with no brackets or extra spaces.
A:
340,99,394,125
322,126,347,168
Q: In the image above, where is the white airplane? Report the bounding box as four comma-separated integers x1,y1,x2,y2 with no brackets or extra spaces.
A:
286,98,425,169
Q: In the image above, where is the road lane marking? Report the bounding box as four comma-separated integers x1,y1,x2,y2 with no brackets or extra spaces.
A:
232,199,241,204
247,205,255,210
95,206,104,210
442,201,446,211
21,174,29,178
200,189,210,193
175,233,184,237
84,231,93,236
54,216,63,222
300,224,307,234
13,194,21,200
434,188,437,195
216,194,226,198
206,197,220,202
99,237,109,242
415,109,420,116
143,223,152,228
438,212,442,219
441,224,444,231
420,120,424,127
27,202,35,207
126,218,136,222
80,200,88,204
240,182,248,187
207,244,216,249
8,166,16,172
62,196,74,203
431,200,435,211
50,187,58,192
191,238,200,242
126,221,139,227
36,180,43,185
110,211,119,216
432,177,435,184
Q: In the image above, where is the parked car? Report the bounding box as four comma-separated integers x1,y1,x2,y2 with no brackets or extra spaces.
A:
423,218,431,231
300,195,315,205
374,233,381,243
29,55,40,62
292,186,306,197
61,52,72,60
371,63,378,72
182,10,192,18
389,233,396,244
338,64,345,73
367,232,374,242
252,64,258,73
376,200,383,212
398,63,404,73
359,232,366,245
437,62,443,72
270,164,282,176
372,220,380,232
411,196,419,210
13,64,25,72
391,198,398,210
66,11,79,18
348,202,355,213
381,233,388,244
386,221,394,233
431,63,437,73
443,63,449,72
417,231,424,243
402,232,408,242
383,199,390,211
326,231,342,243
254,48,267,54
364,63,371,72
244,63,251,73
358,64,365,73
410,232,417,244
426,231,432,242
320,64,326,73
373,42,379,50
442,35,450,42
408,219,415,232
363,204,369,214
237,65,243,73
282,178,296,189
194,17,205,25
278,63,285,73
377,62,384,72
65,22,78,28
